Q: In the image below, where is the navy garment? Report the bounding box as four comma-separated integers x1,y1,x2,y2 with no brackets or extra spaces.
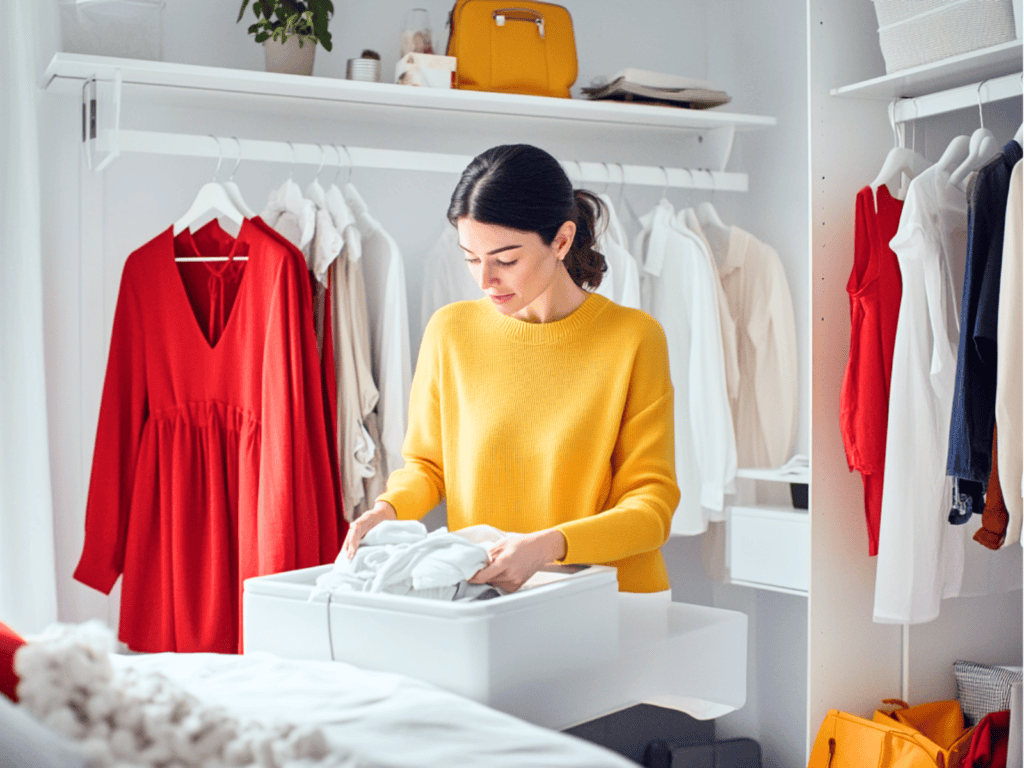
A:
946,140,1022,514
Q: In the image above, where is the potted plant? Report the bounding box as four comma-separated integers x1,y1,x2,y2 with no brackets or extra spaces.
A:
237,0,334,76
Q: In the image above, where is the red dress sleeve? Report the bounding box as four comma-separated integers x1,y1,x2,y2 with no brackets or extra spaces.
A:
73,256,148,594
840,190,872,474
244,252,339,584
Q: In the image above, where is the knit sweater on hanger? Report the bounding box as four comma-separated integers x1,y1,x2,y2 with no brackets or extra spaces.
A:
377,292,680,593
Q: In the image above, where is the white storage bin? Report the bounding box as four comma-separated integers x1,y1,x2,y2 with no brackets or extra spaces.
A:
60,0,164,61
243,563,619,706
872,0,1017,73
728,505,809,595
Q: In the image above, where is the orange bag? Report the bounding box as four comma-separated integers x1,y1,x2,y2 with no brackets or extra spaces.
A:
808,700,974,768
446,0,577,98
873,699,975,768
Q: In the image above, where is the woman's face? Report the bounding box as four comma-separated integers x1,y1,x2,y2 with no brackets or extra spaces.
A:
456,217,574,321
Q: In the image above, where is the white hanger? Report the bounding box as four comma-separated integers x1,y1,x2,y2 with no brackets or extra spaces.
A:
223,136,255,218
948,81,999,189
1014,121,1023,147
173,136,246,239
870,101,928,206
695,168,728,236
305,143,328,209
934,135,971,176
325,144,356,229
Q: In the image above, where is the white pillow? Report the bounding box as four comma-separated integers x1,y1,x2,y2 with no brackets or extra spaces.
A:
0,696,87,768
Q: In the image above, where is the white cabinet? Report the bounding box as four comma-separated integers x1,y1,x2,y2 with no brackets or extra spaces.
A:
728,506,809,595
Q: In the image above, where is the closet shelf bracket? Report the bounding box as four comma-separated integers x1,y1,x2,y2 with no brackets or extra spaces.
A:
82,68,122,172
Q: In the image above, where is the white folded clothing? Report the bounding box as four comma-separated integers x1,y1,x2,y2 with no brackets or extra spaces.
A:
311,521,493,601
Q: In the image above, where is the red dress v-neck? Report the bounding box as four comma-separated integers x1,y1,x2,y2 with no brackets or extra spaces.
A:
74,217,341,653
840,185,904,557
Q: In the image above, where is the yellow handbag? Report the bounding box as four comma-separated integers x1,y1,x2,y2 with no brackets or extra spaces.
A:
810,710,948,768
873,699,975,768
809,701,974,768
445,0,578,98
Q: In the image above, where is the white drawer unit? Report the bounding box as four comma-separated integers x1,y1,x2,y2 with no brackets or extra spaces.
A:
728,505,810,595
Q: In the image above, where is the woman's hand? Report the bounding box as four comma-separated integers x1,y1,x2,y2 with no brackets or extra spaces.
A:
468,529,567,592
342,501,398,559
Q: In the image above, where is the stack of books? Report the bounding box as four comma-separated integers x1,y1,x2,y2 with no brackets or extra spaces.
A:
581,68,731,109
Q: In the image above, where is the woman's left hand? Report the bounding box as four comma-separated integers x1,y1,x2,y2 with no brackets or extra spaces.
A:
468,529,567,593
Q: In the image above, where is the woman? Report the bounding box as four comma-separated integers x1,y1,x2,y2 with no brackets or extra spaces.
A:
342,144,679,593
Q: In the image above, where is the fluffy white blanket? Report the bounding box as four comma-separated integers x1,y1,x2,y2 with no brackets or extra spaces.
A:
14,621,345,767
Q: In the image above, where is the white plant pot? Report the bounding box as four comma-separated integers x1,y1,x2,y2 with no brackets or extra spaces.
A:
263,36,316,76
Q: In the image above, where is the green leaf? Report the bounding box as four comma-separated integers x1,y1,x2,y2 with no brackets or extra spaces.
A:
237,0,250,23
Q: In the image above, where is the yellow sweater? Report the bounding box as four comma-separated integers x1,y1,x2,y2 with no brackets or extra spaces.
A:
377,292,680,592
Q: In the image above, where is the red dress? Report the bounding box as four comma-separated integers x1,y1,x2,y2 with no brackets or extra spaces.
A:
74,217,341,653
840,185,904,556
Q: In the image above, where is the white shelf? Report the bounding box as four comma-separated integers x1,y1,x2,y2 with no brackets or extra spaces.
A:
831,40,1023,101
734,467,810,485
42,53,776,133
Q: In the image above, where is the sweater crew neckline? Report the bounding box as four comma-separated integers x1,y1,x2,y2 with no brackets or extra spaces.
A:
476,291,609,343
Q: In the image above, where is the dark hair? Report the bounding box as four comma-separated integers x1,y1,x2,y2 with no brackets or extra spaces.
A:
447,144,607,291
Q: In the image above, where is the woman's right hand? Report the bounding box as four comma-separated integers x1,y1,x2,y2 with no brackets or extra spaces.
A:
342,500,398,559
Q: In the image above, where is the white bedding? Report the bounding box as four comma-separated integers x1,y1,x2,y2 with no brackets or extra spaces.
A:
12,623,633,768
111,652,634,767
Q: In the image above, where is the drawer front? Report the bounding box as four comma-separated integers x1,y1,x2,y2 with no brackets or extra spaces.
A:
728,506,809,594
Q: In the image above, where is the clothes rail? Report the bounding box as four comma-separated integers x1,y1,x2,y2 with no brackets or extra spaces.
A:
87,129,749,192
893,72,1022,123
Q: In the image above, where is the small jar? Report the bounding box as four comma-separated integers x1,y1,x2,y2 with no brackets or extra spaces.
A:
346,49,382,82
400,8,434,56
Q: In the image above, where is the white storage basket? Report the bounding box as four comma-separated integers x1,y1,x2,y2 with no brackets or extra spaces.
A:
60,0,165,61
243,563,620,706
873,0,1017,73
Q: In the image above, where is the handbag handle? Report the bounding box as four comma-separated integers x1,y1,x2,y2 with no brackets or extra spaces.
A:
492,7,545,38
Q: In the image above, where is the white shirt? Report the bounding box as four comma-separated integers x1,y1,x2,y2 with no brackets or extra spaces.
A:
260,179,316,264
344,184,413,478
311,521,489,600
683,211,799,469
996,160,1023,547
873,165,969,624
421,225,481,336
670,210,741,407
637,199,737,534
874,165,1023,623
595,194,641,309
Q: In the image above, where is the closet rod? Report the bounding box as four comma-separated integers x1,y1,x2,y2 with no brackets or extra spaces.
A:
89,129,750,192
893,72,1022,123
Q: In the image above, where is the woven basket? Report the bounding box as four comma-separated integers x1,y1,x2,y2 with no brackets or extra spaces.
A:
953,661,1023,727
873,0,1017,73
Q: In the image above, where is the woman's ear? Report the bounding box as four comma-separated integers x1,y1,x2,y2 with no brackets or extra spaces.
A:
554,220,577,260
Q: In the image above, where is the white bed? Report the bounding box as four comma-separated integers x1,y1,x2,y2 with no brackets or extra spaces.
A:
110,651,636,767
5,624,635,768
